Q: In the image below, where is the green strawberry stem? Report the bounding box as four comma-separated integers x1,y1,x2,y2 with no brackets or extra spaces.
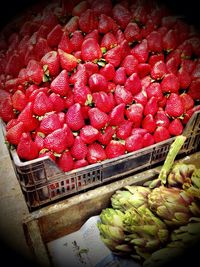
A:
158,135,186,185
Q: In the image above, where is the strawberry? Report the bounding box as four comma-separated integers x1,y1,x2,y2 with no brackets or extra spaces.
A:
39,113,63,135
26,59,44,85
87,142,107,164
66,103,85,131
177,67,191,89
120,39,131,59
153,126,170,143
145,82,162,101
72,1,88,16
49,93,65,112
137,63,151,78
112,3,131,30
78,9,98,33
88,73,108,92
70,30,84,52
125,103,143,124
101,32,117,50
58,31,73,54
12,90,27,112
5,52,24,77
181,59,196,74
99,63,115,81
166,55,180,74
121,55,138,76
98,14,118,34
124,73,142,95
84,29,100,42
109,103,125,126
6,121,25,145
34,132,45,151
148,54,164,67
39,150,56,161
88,107,109,130
33,91,53,116
80,125,99,144
63,15,79,33
50,69,71,97
91,0,112,16
58,49,78,72
17,102,39,132
165,93,184,118
73,159,88,170
64,89,75,109
133,90,148,106
142,114,156,133
25,84,39,99
124,22,141,42
70,136,88,160
33,37,51,61
104,45,122,68
69,64,88,87
92,91,115,113
114,85,133,105
168,118,184,136
28,87,49,102
131,39,149,63
81,38,102,62
162,29,179,52
57,150,74,172
180,93,194,111
188,78,200,100
44,124,74,154
113,67,127,85
73,85,91,106
84,62,99,76
146,31,163,53
41,51,60,77
115,29,125,43
17,132,39,160
116,120,133,139
125,133,143,152
97,125,115,145
105,140,126,159
154,109,170,128
150,60,167,80
47,24,63,48
142,133,154,147
131,128,148,136
160,73,180,93
182,105,200,125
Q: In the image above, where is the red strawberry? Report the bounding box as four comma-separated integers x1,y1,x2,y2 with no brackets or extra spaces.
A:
182,105,200,125
125,133,143,152
41,51,60,77
142,114,156,133
88,107,108,130
99,63,115,81
33,91,53,116
144,96,158,116
89,73,108,92
125,103,143,124
69,64,88,86
91,0,112,16
64,89,75,109
49,93,65,112
162,29,179,52
70,136,88,160
146,31,163,53
160,73,180,93
165,93,184,118
73,159,88,170
28,87,49,102
78,9,98,33
33,37,51,61
5,52,24,77
153,126,170,143
104,45,122,67
50,69,71,97
26,84,39,99
12,90,27,112
131,128,148,136
84,62,99,76
112,3,131,30
155,109,170,128
124,22,141,42
124,73,142,95
80,125,99,144
97,125,116,145
92,91,115,113
168,118,184,136
17,102,39,131
181,59,196,74
58,31,73,53
101,32,117,50
57,151,74,172
188,78,200,100
84,29,100,42
34,132,45,151
121,55,138,76
98,14,118,34
26,59,44,84
133,90,148,106
109,103,125,126
145,82,162,101
105,140,126,159
58,49,78,72
47,24,63,48
177,67,191,89
114,85,133,105
180,93,194,111
81,38,102,62
116,120,133,139
87,142,107,164
137,63,151,78
150,60,167,80
66,103,85,131
44,124,74,154
148,54,164,67
70,30,84,52
39,113,63,135
73,85,91,106
131,39,149,63
142,133,154,147
113,67,127,85
17,132,39,160
6,121,25,145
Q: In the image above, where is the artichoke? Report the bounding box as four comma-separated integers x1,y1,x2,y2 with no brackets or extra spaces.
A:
184,168,200,200
111,186,151,212
123,205,169,260
148,186,200,227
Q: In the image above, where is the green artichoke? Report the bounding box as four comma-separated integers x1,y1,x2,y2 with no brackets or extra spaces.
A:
111,186,151,212
148,186,200,227
184,168,200,200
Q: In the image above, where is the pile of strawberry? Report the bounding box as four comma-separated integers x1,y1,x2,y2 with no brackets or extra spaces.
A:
0,0,200,172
